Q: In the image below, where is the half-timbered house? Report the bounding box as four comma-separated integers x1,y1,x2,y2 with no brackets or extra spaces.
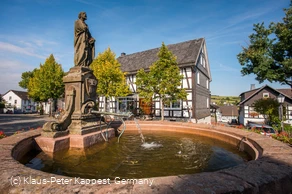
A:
99,38,212,123
238,85,292,125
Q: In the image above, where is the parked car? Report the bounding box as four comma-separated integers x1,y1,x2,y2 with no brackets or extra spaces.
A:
229,119,238,125
220,118,229,123
23,109,33,114
6,110,13,114
246,122,276,136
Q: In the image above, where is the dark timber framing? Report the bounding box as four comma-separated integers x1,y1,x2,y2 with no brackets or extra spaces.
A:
99,38,212,123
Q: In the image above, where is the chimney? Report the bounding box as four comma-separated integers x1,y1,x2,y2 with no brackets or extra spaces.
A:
250,84,255,90
121,52,126,56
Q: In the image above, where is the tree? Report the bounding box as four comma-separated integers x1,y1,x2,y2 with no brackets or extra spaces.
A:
136,42,187,120
0,95,5,109
19,69,37,89
253,98,280,124
28,54,65,114
238,2,292,87
90,48,130,112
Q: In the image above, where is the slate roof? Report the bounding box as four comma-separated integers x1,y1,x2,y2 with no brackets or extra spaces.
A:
117,38,204,74
238,85,292,105
3,90,29,100
219,105,239,116
278,88,292,97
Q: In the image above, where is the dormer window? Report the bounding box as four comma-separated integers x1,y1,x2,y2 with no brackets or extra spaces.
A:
200,54,206,68
197,72,200,84
263,93,269,98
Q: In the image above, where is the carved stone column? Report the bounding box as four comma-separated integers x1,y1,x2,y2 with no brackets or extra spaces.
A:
63,66,102,135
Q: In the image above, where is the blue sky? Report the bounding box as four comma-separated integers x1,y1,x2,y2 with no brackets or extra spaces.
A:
0,0,290,96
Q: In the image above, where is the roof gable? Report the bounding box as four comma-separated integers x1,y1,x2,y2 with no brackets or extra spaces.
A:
3,90,29,100
239,85,292,105
117,38,204,74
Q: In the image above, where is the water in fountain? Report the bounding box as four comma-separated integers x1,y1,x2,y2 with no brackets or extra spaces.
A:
21,130,251,179
133,118,145,143
133,118,163,149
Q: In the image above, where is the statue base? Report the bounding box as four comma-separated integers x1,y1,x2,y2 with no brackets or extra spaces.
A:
36,66,117,153
35,128,116,153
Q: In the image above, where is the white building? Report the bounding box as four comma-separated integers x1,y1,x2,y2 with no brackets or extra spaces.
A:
2,90,37,113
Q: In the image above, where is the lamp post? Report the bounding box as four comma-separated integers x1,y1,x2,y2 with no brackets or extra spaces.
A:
277,94,285,132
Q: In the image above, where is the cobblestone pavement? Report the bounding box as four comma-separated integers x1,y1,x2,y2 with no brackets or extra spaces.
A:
0,114,54,136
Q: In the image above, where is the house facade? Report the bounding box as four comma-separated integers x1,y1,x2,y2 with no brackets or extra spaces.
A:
238,85,292,126
98,38,212,123
2,90,37,113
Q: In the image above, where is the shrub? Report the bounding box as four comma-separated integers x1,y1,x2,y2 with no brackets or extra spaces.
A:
272,131,292,146
0,131,6,139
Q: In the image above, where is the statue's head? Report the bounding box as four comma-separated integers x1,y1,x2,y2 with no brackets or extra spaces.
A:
78,12,87,20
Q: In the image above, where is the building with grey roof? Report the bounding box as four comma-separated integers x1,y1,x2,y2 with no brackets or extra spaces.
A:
99,38,212,123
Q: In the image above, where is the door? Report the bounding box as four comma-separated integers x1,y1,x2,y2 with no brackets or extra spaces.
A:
139,98,152,115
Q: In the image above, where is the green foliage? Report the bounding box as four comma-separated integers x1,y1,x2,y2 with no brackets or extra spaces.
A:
272,128,292,145
211,95,240,105
28,54,65,102
238,2,292,86
253,98,280,124
0,95,5,108
136,42,187,120
19,69,37,89
90,48,130,110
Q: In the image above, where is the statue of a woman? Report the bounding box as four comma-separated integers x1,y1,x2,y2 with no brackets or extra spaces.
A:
74,12,95,67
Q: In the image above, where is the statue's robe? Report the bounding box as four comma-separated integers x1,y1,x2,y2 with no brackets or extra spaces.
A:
74,19,95,67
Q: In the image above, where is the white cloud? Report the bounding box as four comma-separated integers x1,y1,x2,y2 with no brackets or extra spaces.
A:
0,59,33,71
0,41,45,59
0,72,25,94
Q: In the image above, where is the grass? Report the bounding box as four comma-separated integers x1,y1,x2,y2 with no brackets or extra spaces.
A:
211,95,240,105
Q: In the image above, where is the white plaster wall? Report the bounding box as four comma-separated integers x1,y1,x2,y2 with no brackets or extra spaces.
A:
3,91,22,110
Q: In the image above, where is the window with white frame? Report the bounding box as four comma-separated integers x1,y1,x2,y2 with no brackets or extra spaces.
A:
207,98,209,108
164,100,181,109
248,106,260,118
202,56,206,68
206,80,209,89
263,93,269,98
118,97,135,113
197,72,200,84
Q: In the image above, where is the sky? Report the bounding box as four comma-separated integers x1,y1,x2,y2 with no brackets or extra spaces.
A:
0,0,290,96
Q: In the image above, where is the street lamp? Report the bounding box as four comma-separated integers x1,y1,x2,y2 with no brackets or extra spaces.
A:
277,94,285,132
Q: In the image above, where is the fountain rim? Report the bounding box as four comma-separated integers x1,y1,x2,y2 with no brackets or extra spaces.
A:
1,121,292,193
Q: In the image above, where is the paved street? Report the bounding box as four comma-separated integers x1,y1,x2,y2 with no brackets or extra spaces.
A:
0,114,55,136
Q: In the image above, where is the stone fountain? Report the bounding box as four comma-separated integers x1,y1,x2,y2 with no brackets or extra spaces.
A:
36,11,124,153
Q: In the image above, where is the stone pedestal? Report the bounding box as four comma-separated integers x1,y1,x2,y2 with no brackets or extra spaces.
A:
37,66,116,153
70,128,115,148
35,135,70,153
62,66,102,135
35,128,115,153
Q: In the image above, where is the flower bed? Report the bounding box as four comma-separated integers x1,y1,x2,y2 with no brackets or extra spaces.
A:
0,131,6,139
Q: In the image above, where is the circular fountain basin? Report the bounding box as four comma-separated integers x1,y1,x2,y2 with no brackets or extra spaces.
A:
20,130,251,179
1,121,292,193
